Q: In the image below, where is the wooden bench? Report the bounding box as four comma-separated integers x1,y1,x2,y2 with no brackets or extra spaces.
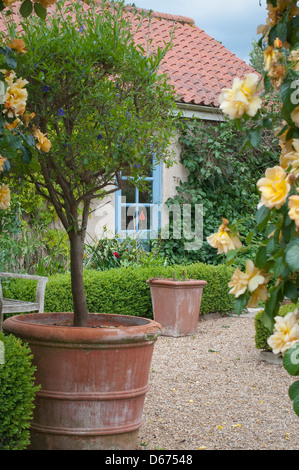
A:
0,272,48,332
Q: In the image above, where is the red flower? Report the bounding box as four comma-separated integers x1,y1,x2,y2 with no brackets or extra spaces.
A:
113,251,120,258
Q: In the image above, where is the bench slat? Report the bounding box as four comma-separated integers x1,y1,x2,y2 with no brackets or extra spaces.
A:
2,299,40,313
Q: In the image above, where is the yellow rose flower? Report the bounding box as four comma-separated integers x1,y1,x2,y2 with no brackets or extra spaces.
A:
218,73,262,120
247,283,269,308
228,260,268,299
268,62,286,90
206,219,242,255
4,118,21,131
267,310,299,354
3,77,28,118
257,166,290,209
33,127,51,153
280,150,299,177
0,156,6,171
291,106,299,127
288,189,299,228
289,48,299,71
0,69,16,86
264,46,276,71
228,267,250,298
7,39,26,54
0,184,10,210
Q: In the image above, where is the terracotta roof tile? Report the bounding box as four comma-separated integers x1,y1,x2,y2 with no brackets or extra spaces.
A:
0,3,254,109
130,7,255,107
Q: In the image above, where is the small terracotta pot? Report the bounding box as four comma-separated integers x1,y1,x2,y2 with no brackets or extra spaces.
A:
147,278,207,337
3,312,161,450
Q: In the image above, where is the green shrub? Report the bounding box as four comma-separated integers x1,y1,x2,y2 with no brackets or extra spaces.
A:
254,303,299,351
3,263,234,319
0,333,39,450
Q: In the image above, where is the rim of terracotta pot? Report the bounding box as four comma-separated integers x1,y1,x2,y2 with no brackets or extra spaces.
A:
146,278,207,288
3,312,162,346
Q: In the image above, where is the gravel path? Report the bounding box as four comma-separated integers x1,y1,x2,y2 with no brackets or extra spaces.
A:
136,312,299,451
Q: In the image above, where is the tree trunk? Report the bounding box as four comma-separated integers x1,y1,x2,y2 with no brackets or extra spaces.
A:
69,231,88,327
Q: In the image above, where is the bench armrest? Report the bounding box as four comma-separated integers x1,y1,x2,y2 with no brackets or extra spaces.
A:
0,272,48,311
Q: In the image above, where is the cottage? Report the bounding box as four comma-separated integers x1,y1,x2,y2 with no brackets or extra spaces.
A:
88,6,255,242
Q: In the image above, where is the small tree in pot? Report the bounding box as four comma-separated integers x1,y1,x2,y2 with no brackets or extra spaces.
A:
1,0,179,450
2,0,178,326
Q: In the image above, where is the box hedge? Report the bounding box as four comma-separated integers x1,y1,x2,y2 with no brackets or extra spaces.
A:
254,303,299,351
2,262,234,319
0,333,40,450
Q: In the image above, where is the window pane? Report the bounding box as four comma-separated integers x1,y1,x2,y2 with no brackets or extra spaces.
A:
139,181,153,204
121,206,136,230
138,206,151,230
121,179,136,203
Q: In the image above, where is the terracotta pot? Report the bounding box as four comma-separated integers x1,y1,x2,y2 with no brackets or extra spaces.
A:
147,278,207,337
3,312,161,450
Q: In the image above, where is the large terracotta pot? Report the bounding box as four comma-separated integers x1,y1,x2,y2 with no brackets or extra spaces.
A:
3,312,161,450
147,278,207,337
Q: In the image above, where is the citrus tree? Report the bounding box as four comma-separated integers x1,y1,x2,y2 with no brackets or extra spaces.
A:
0,0,178,326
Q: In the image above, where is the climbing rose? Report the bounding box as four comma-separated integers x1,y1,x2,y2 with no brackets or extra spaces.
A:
288,189,299,229
206,218,242,255
218,73,262,119
0,184,10,210
256,166,290,210
0,156,6,171
228,260,268,299
267,310,299,355
33,127,51,152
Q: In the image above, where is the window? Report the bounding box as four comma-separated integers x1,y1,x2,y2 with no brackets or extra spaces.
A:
115,161,162,239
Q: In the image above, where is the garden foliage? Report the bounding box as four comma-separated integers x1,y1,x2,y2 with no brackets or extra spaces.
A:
0,333,39,450
1,0,179,326
2,262,234,319
154,118,280,266
254,302,299,351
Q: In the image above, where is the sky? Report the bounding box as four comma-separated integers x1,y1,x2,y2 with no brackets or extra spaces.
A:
127,0,268,64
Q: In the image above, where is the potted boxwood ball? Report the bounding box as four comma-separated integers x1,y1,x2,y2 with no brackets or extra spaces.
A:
147,271,207,337
2,0,179,450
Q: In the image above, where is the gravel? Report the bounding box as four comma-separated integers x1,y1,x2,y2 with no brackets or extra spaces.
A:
136,312,299,451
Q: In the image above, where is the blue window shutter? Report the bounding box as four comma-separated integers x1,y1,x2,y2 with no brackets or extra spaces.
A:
115,160,162,238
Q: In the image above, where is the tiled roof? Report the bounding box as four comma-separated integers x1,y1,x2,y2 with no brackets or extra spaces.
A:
130,8,256,107
0,3,255,108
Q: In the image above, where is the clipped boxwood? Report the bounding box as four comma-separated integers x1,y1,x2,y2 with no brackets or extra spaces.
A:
2,262,234,319
0,333,40,450
254,303,299,351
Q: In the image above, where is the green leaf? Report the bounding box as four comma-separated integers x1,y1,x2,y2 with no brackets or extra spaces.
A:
262,285,283,330
21,145,32,164
255,245,268,269
5,55,17,69
288,380,299,416
289,380,299,400
19,0,33,18
283,344,299,376
255,205,270,230
245,230,254,245
283,280,298,300
285,239,299,271
233,292,250,316
273,256,285,278
34,2,46,20
269,21,287,45
247,127,262,148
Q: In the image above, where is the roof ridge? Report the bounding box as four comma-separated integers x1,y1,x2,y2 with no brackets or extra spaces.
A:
132,7,195,25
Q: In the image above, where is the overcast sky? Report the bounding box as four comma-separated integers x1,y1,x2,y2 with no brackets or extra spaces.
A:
128,0,268,63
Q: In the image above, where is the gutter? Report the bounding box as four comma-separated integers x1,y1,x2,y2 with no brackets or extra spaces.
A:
176,102,225,122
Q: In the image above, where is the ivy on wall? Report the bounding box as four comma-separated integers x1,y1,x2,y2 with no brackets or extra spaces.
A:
153,118,280,266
